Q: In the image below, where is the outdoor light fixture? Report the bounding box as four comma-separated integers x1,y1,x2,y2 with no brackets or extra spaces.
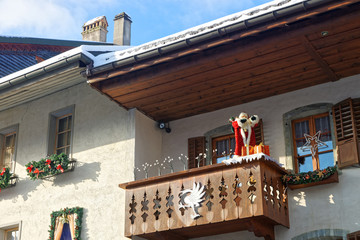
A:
158,122,171,133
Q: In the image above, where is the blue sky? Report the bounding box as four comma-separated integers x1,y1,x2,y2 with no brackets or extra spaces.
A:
0,0,271,46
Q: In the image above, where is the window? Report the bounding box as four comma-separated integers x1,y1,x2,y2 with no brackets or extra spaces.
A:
212,134,235,164
188,119,264,168
48,106,74,156
4,227,19,240
292,113,334,172
0,222,21,240
54,114,72,155
0,125,18,172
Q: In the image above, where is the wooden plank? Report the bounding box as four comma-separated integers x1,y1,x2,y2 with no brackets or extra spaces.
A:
238,164,252,219
181,176,197,227
194,173,210,226
249,162,263,217
156,182,169,232
207,169,224,223
317,38,360,58
301,36,338,81
309,26,360,50
222,167,239,221
133,59,318,114
132,188,146,236
113,48,310,106
124,190,134,237
150,69,328,121
168,178,185,230
106,43,306,101
145,184,158,234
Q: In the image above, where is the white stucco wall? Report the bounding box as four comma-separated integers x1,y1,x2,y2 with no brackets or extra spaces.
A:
156,74,360,240
0,82,135,240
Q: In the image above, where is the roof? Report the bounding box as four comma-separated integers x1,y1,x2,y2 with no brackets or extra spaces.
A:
86,0,360,122
86,0,317,70
0,36,113,78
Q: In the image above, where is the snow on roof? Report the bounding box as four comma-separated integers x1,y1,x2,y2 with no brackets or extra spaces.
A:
0,45,131,84
90,0,307,68
84,16,107,26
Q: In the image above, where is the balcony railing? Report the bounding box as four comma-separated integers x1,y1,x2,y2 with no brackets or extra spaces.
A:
119,156,289,240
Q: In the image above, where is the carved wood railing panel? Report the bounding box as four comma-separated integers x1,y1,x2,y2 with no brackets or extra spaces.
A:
120,158,289,239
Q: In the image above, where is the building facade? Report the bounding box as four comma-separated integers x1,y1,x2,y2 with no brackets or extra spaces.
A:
1,0,360,239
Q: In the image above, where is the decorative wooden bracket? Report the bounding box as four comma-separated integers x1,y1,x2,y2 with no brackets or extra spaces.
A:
247,219,275,240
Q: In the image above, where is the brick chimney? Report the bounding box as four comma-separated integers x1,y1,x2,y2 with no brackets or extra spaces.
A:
113,12,132,45
82,16,108,42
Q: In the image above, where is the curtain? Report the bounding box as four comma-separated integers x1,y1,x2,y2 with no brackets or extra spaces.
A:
54,217,64,240
54,214,76,240
67,214,76,239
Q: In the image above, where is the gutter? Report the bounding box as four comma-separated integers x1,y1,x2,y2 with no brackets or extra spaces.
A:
0,53,93,92
87,0,337,78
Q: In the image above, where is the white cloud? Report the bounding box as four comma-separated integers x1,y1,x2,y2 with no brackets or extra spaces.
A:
0,0,119,40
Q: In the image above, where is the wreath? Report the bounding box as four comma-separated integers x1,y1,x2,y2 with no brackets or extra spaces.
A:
49,207,83,240
282,166,337,185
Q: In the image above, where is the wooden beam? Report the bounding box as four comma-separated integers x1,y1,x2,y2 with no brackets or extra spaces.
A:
301,35,338,81
247,219,275,240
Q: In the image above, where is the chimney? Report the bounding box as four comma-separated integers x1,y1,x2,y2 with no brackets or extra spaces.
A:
82,16,108,42
113,12,132,45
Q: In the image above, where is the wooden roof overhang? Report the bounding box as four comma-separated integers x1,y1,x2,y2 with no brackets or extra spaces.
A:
88,0,360,122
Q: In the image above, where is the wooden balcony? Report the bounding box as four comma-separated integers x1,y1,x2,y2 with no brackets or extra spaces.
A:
119,156,289,240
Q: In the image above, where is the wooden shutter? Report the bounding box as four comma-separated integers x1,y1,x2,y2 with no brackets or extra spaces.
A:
332,98,360,168
254,119,265,145
347,230,360,240
188,136,206,169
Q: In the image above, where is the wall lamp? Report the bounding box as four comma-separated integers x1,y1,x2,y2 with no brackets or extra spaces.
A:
158,122,171,133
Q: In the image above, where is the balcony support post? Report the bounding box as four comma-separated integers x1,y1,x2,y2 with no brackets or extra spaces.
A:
247,219,274,240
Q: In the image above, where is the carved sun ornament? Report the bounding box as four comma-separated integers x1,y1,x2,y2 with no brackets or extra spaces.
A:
179,182,205,219
301,131,328,157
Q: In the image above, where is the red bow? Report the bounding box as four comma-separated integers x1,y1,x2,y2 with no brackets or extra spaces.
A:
0,168,6,176
33,168,44,178
27,165,34,173
56,165,64,173
45,159,52,169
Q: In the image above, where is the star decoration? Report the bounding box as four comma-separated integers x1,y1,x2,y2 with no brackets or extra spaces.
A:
317,171,324,178
301,131,328,157
295,176,301,181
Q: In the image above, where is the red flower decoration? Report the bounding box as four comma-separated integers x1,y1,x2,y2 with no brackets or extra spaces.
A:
45,159,52,169
56,165,64,173
305,175,310,179
33,168,44,178
27,165,34,173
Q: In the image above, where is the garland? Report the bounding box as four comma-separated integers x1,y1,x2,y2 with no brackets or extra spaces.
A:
26,153,70,180
49,207,83,240
282,166,337,185
0,167,12,192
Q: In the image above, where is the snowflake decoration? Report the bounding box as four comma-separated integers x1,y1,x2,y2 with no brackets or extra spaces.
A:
300,131,328,157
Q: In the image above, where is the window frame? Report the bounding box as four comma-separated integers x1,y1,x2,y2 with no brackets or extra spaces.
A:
48,105,74,156
54,113,72,155
291,112,334,173
211,133,235,164
0,221,21,240
283,103,335,171
0,125,19,173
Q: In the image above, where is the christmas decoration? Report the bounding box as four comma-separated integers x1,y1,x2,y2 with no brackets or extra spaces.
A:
301,131,328,157
229,112,259,156
282,166,337,185
26,153,70,180
179,182,205,219
0,167,12,192
48,207,83,240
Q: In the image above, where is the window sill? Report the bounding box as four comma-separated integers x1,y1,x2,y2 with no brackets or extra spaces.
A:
288,171,339,190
